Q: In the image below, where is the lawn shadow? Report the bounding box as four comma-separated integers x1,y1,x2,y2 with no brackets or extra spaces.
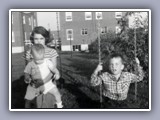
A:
12,76,57,109
11,76,27,108
65,57,98,79
59,75,100,109
62,82,101,108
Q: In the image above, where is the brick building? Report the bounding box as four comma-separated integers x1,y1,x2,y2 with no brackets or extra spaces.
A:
59,11,124,51
11,12,37,53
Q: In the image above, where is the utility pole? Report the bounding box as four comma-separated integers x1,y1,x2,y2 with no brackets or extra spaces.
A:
70,36,72,57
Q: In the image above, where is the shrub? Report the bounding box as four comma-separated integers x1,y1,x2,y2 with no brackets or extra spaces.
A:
89,28,149,83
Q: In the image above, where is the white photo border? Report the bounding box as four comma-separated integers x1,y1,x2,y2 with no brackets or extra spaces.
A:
9,9,151,111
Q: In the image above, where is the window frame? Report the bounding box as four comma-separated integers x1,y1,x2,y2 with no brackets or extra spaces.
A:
12,31,15,42
115,26,121,34
101,27,108,34
66,29,73,40
85,12,92,20
115,12,122,19
95,12,103,20
81,28,88,35
65,12,72,21
23,16,26,24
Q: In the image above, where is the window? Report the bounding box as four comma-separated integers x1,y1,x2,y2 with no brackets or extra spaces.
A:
34,19,36,26
115,26,121,34
28,17,31,25
12,31,15,42
115,12,122,18
23,16,26,24
101,27,108,34
81,28,88,35
73,45,81,51
66,12,72,21
85,12,92,20
66,29,73,40
96,12,103,20
24,32,27,40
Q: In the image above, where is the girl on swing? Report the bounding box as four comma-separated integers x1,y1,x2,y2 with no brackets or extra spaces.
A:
24,26,63,108
91,52,144,108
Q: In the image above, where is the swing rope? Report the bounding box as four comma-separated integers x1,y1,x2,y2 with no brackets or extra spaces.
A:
134,28,137,101
134,13,139,101
97,16,103,107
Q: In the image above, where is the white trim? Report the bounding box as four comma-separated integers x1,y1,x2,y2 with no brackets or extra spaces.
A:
23,15,26,24
66,29,73,40
24,32,27,40
81,44,88,51
95,12,103,20
81,28,88,35
9,9,151,12
149,10,151,111
115,12,122,18
12,31,15,42
9,9,12,111
28,17,31,25
12,46,24,53
115,26,121,34
85,12,92,20
61,45,72,51
65,12,72,21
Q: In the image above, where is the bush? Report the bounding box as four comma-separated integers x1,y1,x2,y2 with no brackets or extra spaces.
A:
89,28,149,83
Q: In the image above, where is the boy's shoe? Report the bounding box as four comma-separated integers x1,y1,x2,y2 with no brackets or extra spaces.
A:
56,102,63,108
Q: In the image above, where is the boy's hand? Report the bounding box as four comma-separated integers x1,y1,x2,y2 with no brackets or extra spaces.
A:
135,57,140,65
94,63,103,74
25,50,33,61
24,77,32,84
54,71,60,80
32,79,44,88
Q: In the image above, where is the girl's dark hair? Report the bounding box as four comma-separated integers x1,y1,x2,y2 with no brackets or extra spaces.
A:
30,26,51,44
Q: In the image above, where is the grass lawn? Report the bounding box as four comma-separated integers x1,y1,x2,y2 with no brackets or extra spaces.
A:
11,51,149,109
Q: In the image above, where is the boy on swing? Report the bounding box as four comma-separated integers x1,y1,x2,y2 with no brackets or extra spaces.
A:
91,53,144,108
24,44,63,108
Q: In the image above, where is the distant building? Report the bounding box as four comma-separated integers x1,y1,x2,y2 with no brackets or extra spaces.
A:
12,12,37,53
47,30,61,49
59,12,125,51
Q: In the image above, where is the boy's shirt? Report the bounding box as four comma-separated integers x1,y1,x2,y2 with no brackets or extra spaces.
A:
24,59,57,100
91,65,144,100
24,59,54,83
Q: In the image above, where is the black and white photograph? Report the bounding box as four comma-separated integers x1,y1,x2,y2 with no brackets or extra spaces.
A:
9,9,151,111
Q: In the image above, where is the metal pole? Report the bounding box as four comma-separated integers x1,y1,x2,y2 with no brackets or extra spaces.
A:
97,13,102,108
21,12,27,65
134,28,137,101
134,13,139,101
70,36,72,57
56,12,62,77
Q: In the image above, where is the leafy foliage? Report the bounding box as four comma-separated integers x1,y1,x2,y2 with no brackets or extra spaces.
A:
89,12,149,83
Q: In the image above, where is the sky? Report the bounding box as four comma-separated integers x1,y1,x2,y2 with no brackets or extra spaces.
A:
37,12,58,31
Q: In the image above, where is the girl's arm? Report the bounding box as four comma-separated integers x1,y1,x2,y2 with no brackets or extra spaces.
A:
48,59,60,80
